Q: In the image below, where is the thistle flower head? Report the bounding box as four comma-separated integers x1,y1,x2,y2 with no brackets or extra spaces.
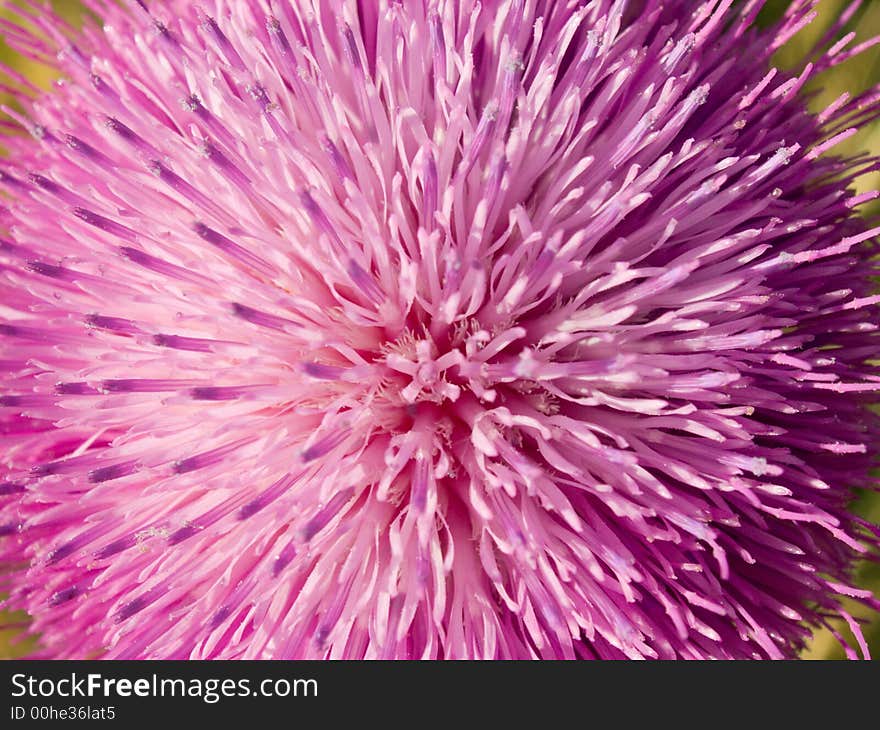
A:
1,0,879,659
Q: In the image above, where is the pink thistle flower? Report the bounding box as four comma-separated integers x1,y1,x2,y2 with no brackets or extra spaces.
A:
1,0,880,659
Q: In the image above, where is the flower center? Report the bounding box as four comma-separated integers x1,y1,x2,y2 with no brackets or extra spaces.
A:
381,333,462,405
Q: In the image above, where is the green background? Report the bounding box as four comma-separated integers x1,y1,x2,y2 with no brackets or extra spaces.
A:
1,0,879,659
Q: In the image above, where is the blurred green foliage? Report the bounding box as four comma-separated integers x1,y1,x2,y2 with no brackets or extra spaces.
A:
1,0,879,660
